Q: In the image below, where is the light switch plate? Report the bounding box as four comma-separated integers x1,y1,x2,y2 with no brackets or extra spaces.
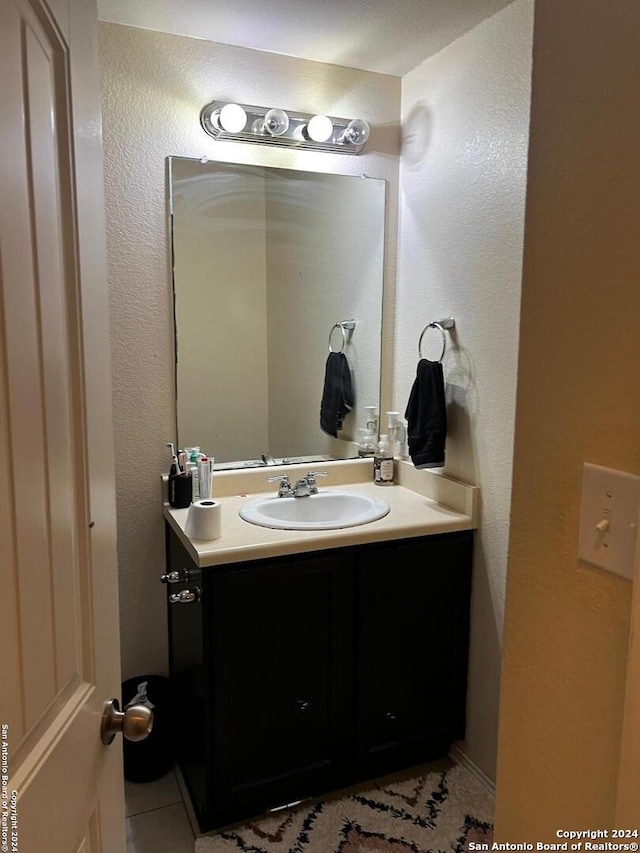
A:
578,463,640,580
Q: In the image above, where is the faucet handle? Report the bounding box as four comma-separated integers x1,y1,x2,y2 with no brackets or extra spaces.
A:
305,471,327,494
268,474,291,484
268,473,292,497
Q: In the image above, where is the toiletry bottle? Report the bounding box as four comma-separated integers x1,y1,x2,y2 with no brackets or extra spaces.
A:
364,406,379,438
189,464,200,501
358,428,377,457
386,411,406,458
396,420,409,459
373,434,394,485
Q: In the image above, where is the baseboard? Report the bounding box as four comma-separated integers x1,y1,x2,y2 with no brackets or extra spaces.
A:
174,764,202,838
449,744,496,796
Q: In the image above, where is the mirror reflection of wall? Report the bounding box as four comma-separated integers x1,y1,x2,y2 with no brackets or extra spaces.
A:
170,158,386,467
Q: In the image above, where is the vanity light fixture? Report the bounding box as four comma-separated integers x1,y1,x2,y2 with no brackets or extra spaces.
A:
339,118,371,146
259,108,290,137
305,114,334,143
211,103,248,133
200,101,371,154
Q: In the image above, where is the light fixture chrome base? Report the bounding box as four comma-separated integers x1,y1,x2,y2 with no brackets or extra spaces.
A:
200,101,370,155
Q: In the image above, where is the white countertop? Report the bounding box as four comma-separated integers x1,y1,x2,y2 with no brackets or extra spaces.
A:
163,459,479,568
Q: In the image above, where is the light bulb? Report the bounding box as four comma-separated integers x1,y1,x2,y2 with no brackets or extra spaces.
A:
340,118,371,146
218,103,247,133
306,114,334,143
263,108,289,137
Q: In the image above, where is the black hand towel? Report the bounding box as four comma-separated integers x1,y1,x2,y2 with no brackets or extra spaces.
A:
320,351,354,437
404,359,447,468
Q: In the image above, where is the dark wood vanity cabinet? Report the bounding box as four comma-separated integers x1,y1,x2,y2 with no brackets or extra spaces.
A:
209,552,354,827
354,534,472,777
166,526,472,832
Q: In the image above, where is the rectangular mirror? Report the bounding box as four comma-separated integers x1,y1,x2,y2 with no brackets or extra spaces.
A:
169,157,386,468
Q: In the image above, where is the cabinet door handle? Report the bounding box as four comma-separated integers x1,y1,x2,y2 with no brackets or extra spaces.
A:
169,587,201,604
161,568,189,584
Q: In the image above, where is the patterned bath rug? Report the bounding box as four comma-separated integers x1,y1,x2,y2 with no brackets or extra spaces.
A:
195,761,494,853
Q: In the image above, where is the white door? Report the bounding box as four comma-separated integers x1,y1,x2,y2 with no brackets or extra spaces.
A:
0,0,125,851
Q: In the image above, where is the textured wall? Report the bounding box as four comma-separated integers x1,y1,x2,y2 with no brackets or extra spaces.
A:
98,22,400,679
495,0,640,833
396,0,534,780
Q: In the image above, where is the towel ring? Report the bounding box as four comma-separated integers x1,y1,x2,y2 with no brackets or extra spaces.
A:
328,320,356,354
418,322,447,362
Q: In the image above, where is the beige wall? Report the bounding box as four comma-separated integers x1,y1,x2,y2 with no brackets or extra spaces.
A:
172,161,269,460
396,0,534,780
99,22,400,679
265,172,385,457
495,0,640,834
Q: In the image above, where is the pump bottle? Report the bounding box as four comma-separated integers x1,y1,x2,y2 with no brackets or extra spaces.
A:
358,428,377,457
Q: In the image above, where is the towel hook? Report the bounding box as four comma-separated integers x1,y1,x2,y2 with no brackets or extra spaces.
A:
418,317,455,363
328,320,356,354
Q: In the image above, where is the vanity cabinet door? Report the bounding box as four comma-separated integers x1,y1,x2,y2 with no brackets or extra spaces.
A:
354,531,472,777
207,550,353,827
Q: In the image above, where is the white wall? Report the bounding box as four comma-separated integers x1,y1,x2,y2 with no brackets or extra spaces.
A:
396,0,534,779
99,22,400,680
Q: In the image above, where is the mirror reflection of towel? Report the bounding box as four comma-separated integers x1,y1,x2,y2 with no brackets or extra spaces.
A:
404,359,447,468
320,352,354,437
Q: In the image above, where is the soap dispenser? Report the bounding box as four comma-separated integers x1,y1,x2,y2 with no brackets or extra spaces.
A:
387,411,408,459
358,428,377,457
373,434,394,485
364,406,379,438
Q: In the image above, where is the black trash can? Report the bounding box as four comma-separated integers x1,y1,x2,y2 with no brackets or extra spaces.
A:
122,675,173,783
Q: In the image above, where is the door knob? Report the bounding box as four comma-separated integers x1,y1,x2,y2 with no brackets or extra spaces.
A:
101,698,153,745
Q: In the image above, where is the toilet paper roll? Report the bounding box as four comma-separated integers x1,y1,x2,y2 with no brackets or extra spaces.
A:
185,499,222,541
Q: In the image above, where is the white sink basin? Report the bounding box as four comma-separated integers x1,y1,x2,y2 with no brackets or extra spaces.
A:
239,490,390,531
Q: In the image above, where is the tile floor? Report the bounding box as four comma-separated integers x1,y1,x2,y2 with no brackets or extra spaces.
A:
125,770,194,853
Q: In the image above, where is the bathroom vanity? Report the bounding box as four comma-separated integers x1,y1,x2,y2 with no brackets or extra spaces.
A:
163,461,478,832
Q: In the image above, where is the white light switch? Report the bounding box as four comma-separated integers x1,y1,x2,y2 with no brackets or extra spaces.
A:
578,463,640,580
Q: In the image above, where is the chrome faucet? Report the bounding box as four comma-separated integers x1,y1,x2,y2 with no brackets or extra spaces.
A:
292,471,328,497
268,471,327,498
